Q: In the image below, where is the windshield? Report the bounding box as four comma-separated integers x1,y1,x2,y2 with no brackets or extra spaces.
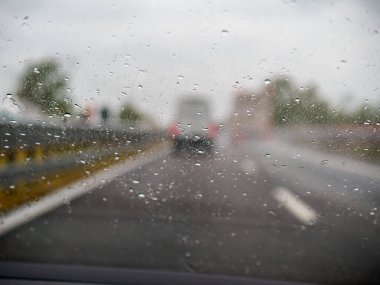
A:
0,1,379,284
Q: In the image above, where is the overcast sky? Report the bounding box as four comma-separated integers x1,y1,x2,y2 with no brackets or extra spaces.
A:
1,0,379,125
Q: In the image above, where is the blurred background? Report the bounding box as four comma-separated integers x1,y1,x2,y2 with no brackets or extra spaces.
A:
1,0,379,126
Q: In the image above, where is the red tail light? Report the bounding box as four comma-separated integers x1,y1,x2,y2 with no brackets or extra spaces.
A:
168,123,180,139
207,123,219,139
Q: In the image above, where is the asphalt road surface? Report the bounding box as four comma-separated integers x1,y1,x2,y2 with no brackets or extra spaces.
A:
1,136,379,285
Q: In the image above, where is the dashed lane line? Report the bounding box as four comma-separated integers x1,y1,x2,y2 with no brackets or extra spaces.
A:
272,186,319,226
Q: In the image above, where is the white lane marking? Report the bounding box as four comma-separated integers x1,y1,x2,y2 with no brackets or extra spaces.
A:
240,158,257,175
272,186,318,226
0,149,170,236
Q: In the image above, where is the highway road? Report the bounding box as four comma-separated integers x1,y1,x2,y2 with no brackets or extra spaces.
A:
0,135,379,284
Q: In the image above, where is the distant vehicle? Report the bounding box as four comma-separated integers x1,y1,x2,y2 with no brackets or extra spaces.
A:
168,97,218,154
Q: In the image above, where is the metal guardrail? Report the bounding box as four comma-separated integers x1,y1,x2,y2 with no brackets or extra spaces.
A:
0,123,161,149
0,146,126,188
0,123,166,188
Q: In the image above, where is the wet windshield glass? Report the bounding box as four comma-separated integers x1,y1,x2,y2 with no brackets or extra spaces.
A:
179,100,209,121
0,1,379,284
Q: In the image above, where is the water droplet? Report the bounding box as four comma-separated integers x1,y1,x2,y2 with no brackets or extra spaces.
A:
138,193,145,198
294,98,300,103
63,113,71,118
265,153,271,158
138,85,143,89
132,180,140,184
293,153,301,158
33,67,40,74
195,193,203,199
221,29,229,34
177,75,184,80
264,79,271,85
321,160,328,165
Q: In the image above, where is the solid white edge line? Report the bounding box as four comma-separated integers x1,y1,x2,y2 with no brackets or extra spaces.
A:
0,148,170,236
272,186,319,226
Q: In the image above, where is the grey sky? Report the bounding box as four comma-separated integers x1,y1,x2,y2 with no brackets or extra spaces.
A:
1,0,379,125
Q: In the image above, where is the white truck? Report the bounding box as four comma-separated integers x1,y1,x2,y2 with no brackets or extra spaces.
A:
168,97,218,154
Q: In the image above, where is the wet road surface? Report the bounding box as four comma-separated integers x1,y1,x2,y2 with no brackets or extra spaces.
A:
1,137,379,284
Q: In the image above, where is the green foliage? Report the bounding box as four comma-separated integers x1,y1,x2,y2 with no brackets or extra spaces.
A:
119,104,141,122
16,59,72,116
272,77,380,126
350,105,380,124
273,78,330,125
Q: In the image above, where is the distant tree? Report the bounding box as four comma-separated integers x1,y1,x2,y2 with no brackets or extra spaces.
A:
119,104,141,122
272,77,330,125
100,106,110,123
272,76,380,126
351,105,380,124
328,108,352,124
16,59,72,116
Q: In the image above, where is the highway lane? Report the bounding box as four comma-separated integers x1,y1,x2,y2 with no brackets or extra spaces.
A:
0,137,379,284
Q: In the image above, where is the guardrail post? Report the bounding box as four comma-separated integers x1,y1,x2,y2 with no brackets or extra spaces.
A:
14,148,28,166
0,151,9,169
33,146,44,163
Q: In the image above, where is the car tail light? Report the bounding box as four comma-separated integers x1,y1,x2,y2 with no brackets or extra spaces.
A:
168,123,180,139
207,123,219,139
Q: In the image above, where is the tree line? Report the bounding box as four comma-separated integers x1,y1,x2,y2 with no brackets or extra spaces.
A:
14,59,379,127
15,59,143,124
272,77,379,126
